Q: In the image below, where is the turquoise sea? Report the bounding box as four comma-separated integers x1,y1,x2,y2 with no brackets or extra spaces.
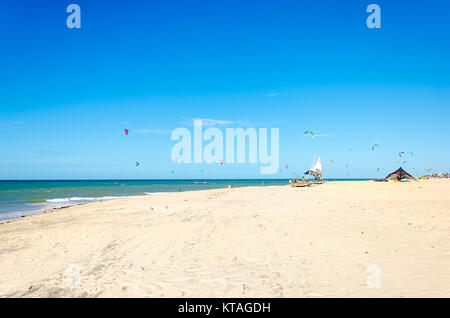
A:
0,179,373,220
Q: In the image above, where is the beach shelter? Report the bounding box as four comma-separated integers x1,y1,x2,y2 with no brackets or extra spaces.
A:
384,167,417,181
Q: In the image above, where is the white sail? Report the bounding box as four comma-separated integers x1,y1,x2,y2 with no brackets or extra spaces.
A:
306,156,323,179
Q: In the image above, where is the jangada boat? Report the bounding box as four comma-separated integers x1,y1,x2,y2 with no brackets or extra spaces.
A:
304,155,323,184
289,155,323,187
290,179,312,187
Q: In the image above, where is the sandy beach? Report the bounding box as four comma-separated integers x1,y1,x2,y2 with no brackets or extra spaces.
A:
0,179,449,298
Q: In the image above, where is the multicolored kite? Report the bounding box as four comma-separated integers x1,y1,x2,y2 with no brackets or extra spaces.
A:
304,131,314,138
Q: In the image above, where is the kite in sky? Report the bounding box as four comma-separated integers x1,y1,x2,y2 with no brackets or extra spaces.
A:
136,162,140,166
371,144,380,151
124,129,129,135
304,131,314,138
399,152,405,157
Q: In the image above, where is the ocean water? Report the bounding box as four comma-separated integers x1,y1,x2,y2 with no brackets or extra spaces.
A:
0,179,288,221
0,179,373,221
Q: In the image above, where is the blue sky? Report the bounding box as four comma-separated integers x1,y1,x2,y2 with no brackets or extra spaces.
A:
0,0,449,179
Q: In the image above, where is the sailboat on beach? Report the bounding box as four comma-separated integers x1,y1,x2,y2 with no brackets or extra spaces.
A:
290,155,323,187
304,155,323,182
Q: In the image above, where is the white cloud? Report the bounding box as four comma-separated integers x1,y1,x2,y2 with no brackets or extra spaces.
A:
0,120,24,126
37,150,71,155
302,134,333,138
265,93,280,97
181,118,286,128
132,129,171,134
184,118,245,127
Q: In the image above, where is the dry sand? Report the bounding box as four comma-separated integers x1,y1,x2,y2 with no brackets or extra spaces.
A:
0,179,449,297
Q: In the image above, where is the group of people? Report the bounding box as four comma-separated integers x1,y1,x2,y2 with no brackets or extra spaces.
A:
289,177,308,184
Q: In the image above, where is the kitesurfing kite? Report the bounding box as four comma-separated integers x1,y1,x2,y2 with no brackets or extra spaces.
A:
124,129,129,135
399,152,405,157
136,162,140,166
371,144,380,151
304,131,314,138
384,167,417,181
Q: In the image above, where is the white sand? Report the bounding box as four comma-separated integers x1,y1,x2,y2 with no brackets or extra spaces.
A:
0,179,449,297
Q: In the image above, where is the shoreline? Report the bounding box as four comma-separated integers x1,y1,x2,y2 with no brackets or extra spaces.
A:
0,179,290,222
0,179,382,222
1,179,449,297
0,185,278,224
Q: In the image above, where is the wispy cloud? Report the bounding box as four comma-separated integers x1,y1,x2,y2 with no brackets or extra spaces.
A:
0,120,24,126
183,118,246,127
302,134,333,138
265,93,280,97
37,150,71,155
181,118,287,127
132,129,172,134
